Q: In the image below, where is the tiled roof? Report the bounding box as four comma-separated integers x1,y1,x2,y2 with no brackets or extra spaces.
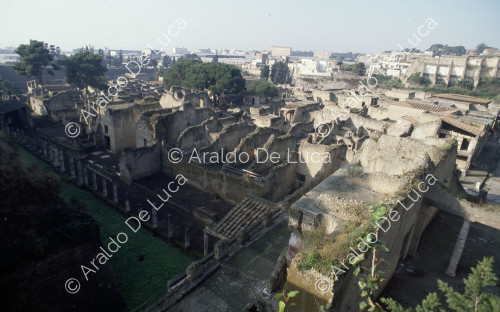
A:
434,94,491,105
392,101,458,114
212,197,273,239
442,116,483,136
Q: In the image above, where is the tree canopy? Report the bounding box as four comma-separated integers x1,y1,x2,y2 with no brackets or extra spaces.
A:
179,53,201,61
63,50,108,92
270,61,290,84
476,43,490,54
163,60,245,96
162,55,172,68
13,40,58,86
260,65,270,79
246,80,279,97
427,44,466,56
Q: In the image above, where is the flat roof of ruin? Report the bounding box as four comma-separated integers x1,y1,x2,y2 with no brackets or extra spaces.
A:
393,101,459,114
433,94,491,105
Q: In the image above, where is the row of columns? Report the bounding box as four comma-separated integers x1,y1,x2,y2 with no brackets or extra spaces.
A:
13,128,192,255
40,138,121,205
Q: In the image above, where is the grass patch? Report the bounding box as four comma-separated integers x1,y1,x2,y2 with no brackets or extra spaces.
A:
296,221,369,274
17,146,195,312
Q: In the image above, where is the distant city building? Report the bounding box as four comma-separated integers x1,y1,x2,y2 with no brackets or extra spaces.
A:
195,48,212,54
172,47,189,54
314,51,332,59
289,59,336,76
142,48,162,59
270,46,292,57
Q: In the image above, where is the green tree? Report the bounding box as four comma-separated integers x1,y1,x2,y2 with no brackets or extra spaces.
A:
270,61,290,84
382,257,500,312
202,62,246,96
179,53,201,61
247,80,279,97
407,73,431,86
212,54,218,63
162,60,245,98
260,65,270,79
163,59,202,90
457,79,474,90
63,50,108,112
162,55,172,68
354,62,366,76
13,40,58,89
476,43,489,54
118,50,123,66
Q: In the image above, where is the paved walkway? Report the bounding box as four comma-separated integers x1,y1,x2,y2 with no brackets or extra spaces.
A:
169,218,291,312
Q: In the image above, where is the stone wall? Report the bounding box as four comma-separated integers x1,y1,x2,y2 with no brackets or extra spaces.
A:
152,103,214,146
119,144,161,184
199,121,256,156
286,136,457,311
161,154,265,204
231,127,281,164
296,142,346,184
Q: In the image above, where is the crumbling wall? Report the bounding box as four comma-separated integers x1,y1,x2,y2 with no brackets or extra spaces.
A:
296,143,347,183
250,134,297,173
287,121,314,139
161,153,265,204
105,104,137,153
411,120,441,139
286,138,456,311
199,121,256,156
153,103,213,146
119,144,161,184
177,119,219,150
231,127,281,164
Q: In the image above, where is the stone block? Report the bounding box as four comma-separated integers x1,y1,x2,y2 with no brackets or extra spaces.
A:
214,239,230,261
186,261,203,281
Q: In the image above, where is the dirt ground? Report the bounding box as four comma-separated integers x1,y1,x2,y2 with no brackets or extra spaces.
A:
380,209,500,308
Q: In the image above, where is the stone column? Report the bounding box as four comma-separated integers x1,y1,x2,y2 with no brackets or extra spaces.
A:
113,182,118,204
125,198,131,213
83,166,89,186
77,160,84,186
102,177,108,197
59,149,66,173
152,209,158,229
52,146,59,167
204,230,209,257
42,141,48,159
445,219,471,277
69,156,76,179
92,172,98,191
185,228,190,251
167,214,173,241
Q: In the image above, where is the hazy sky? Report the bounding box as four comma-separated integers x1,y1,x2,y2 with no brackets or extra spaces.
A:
1,0,499,54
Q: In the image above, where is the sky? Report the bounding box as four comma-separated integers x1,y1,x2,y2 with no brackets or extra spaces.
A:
1,0,499,54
